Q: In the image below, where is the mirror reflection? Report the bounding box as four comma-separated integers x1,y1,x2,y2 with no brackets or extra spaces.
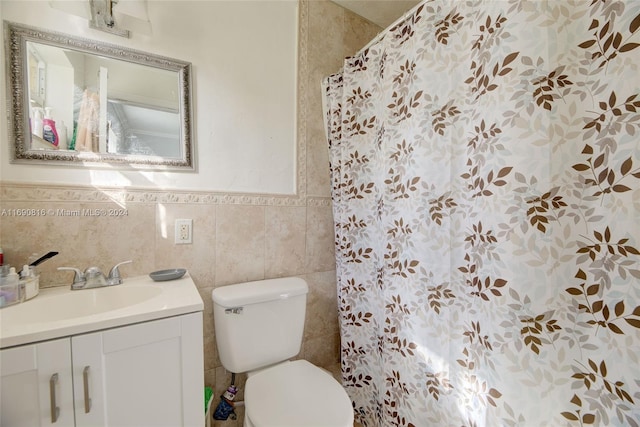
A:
7,22,193,169
27,41,180,157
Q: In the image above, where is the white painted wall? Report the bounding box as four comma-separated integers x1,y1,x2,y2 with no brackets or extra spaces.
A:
0,0,298,194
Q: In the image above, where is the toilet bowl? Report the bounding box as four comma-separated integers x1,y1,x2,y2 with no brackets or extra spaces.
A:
244,360,353,427
211,277,353,427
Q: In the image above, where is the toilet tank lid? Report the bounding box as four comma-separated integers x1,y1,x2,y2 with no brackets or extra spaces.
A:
212,277,308,308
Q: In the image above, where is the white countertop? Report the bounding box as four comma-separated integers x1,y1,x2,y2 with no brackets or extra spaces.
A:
0,272,203,349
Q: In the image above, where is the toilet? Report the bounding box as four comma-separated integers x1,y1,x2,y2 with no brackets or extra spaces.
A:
211,277,353,427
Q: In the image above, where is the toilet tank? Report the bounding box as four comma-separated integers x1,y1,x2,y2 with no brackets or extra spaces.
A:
211,277,308,373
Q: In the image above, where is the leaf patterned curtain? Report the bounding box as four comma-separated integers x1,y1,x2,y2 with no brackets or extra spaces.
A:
323,1,640,426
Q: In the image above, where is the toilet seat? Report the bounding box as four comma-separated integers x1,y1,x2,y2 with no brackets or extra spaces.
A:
245,360,353,427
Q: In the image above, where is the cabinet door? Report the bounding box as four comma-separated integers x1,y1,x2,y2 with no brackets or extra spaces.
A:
72,313,204,427
0,338,74,427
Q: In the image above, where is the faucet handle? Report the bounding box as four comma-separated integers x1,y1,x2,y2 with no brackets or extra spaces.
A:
57,267,86,287
84,266,104,279
108,260,132,283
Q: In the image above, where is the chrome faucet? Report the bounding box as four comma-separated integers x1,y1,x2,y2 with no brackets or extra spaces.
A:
58,260,132,290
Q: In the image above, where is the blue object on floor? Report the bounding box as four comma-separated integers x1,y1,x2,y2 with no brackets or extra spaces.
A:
213,398,236,420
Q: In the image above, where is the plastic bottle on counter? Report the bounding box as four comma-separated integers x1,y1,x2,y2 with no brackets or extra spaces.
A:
20,264,39,300
0,266,22,307
27,253,41,277
7,267,20,295
8,267,19,283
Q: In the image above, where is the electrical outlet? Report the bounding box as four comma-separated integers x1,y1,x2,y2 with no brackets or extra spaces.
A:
175,219,193,244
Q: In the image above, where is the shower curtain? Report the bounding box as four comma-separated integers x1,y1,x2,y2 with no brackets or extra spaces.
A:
323,1,640,426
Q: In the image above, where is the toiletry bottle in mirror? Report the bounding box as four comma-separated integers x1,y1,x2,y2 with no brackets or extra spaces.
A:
58,120,68,150
33,107,44,138
43,107,59,146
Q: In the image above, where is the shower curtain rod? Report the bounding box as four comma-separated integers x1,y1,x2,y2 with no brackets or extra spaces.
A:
357,0,425,55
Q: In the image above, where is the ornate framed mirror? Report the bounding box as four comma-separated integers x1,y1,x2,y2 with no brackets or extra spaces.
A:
4,21,194,169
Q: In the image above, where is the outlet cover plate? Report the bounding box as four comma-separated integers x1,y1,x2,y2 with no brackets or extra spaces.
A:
175,219,193,244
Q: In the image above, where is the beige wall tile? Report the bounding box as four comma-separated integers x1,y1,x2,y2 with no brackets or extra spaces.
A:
303,1,346,197
302,331,341,369
306,126,333,198
0,201,155,287
198,285,219,375
204,334,218,374
154,203,216,288
305,204,336,272
265,206,306,277
303,270,340,341
307,0,346,75
344,7,382,55
306,1,343,199
305,0,380,198
215,204,265,286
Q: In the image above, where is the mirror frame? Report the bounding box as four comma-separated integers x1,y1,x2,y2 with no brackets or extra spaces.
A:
4,21,195,169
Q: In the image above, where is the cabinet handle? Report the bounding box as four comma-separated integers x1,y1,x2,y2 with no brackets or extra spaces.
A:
83,366,92,413
49,373,60,423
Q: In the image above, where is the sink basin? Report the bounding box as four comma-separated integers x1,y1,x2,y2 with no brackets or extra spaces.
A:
6,285,163,324
0,273,204,349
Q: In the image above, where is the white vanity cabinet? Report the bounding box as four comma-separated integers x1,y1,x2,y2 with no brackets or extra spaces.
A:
1,312,203,427
0,338,75,427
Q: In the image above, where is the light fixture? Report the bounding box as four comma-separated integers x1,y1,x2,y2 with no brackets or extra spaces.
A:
90,0,130,37
49,0,151,38
112,0,152,36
